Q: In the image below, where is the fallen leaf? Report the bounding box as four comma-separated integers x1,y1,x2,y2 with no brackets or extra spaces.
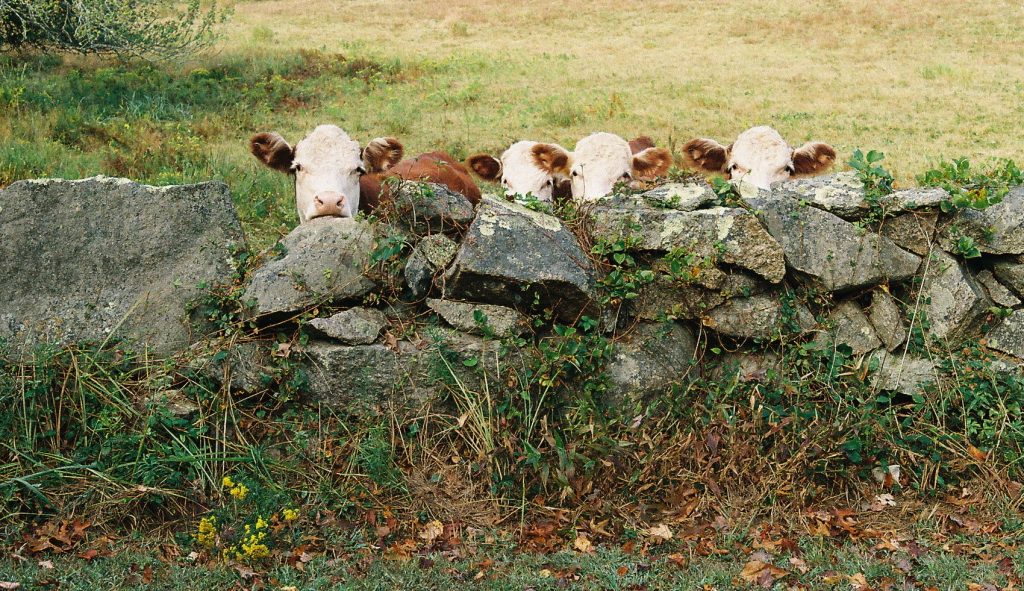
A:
646,524,673,542
667,553,688,568
617,565,629,576
573,534,594,553
0,584,20,590
848,573,869,591
739,559,788,587
37,561,53,570
789,557,809,574
418,520,444,544
967,445,989,462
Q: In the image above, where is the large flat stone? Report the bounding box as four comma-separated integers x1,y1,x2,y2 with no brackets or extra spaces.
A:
940,186,1024,255
920,250,990,339
702,291,815,339
591,204,786,283
745,194,921,292
244,218,376,316
605,322,697,403
444,197,597,321
0,176,245,355
985,310,1024,360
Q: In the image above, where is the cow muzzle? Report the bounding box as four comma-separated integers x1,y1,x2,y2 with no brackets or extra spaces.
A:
312,192,350,218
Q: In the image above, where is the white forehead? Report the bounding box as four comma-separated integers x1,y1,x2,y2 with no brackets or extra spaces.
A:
501,140,558,190
293,124,362,169
730,126,792,169
573,132,631,171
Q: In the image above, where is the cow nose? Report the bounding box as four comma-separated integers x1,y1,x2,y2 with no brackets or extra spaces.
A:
314,192,347,216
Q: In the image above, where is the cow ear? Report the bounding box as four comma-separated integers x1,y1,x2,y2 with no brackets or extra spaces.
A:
530,143,572,176
250,132,295,174
466,153,502,181
363,137,404,173
632,147,673,179
792,142,837,176
681,138,729,173
628,136,656,154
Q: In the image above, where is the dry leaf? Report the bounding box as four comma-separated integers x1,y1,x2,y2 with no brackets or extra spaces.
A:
0,584,20,590
573,534,594,553
848,573,869,590
646,524,673,542
967,445,989,462
617,565,629,576
418,520,444,544
667,553,688,568
789,557,809,574
739,559,788,586
37,561,53,570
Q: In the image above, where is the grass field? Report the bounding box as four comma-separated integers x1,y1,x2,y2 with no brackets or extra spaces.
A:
2,0,1023,248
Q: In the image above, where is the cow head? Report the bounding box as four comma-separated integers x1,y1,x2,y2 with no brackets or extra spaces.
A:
250,124,403,222
466,140,572,202
569,132,673,201
682,126,836,190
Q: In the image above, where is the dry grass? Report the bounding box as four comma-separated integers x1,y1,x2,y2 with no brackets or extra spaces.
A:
219,0,1024,183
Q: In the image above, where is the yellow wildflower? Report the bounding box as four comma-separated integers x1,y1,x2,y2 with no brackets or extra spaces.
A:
255,517,268,530
282,508,299,522
195,516,217,549
229,483,249,500
222,476,234,488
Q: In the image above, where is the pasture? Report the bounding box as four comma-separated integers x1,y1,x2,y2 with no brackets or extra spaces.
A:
3,1,1024,589
2,0,1023,247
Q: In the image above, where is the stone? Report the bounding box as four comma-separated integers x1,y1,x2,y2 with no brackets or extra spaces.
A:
745,193,921,292
879,211,938,256
300,328,504,416
879,187,949,213
940,186,1024,255
605,321,697,402
143,390,200,418
772,172,869,219
975,270,1021,308
590,204,786,283
920,250,990,339
444,197,597,321
623,182,718,211
404,234,459,298
868,289,907,352
427,299,528,337
195,340,275,394
702,291,816,339
868,350,937,397
244,218,376,316
985,310,1024,360
632,277,724,321
0,176,245,355
816,301,882,355
307,307,387,344
991,259,1024,298
709,351,783,383
387,180,476,235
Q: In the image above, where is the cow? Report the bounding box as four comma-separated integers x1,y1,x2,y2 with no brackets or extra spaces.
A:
681,126,836,190
250,124,480,223
466,133,672,203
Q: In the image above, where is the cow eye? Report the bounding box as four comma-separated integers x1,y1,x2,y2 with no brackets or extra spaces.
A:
355,166,366,176
571,170,580,177
785,164,795,174
294,164,303,173
544,179,552,187
621,172,632,181
726,164,736,173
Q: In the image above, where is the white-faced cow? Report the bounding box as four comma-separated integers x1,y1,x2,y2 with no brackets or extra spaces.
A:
466,133,672,203
682,126,836,190
250,124,481,223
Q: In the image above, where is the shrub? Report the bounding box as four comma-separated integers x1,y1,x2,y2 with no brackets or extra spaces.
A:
0,0,230,59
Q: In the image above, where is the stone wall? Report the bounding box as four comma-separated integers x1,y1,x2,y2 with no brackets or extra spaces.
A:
5,173,1024,414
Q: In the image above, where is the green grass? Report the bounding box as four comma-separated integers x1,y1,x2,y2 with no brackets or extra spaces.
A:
0,538,1017,590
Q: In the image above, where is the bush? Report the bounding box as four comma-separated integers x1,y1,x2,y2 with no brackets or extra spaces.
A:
0,0,229,59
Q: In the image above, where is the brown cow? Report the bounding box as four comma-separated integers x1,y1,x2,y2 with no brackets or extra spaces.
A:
250,124,480,223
